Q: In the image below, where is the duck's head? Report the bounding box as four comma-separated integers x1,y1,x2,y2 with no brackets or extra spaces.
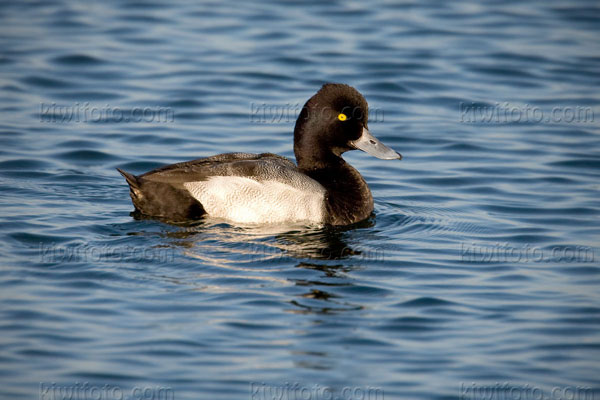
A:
293,83,401,169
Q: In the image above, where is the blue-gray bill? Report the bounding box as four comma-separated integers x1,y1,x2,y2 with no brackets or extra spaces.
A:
350,127,402,160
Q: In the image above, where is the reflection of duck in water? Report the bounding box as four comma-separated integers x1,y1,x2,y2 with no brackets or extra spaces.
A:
118,84,401,225
276,222,373,260
145,220,366,315
290,261,364,315
160,218,371,264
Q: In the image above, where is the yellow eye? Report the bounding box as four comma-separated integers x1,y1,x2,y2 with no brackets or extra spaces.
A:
338,113,347,121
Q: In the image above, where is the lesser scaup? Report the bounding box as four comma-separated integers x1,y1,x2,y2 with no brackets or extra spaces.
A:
118,83,401,225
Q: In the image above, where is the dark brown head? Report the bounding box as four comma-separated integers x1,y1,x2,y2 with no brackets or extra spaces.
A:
293,83,401,169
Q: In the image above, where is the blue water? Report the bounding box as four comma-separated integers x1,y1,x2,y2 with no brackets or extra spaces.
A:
1,1,600,399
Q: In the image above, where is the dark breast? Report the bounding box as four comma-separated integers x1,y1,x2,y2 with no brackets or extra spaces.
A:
304,163,374,225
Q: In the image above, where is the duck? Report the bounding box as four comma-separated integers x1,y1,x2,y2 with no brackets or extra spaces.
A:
117,83,401,225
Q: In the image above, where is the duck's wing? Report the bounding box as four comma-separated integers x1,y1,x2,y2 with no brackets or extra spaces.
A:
139,152,298,186
120,152,327,224
156,153,327,224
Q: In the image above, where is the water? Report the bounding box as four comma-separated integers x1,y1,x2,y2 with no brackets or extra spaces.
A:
1,1,599,399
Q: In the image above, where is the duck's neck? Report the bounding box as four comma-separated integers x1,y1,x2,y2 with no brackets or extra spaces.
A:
298,156,374,225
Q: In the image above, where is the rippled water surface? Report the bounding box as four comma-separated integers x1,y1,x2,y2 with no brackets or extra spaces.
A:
1,1,600,399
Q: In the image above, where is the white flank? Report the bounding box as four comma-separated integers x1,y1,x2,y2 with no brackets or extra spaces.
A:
183,176,326,224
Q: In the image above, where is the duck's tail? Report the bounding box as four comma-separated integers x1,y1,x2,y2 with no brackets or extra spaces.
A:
117,168,139,188
117,168,145,210
117,168,206,221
